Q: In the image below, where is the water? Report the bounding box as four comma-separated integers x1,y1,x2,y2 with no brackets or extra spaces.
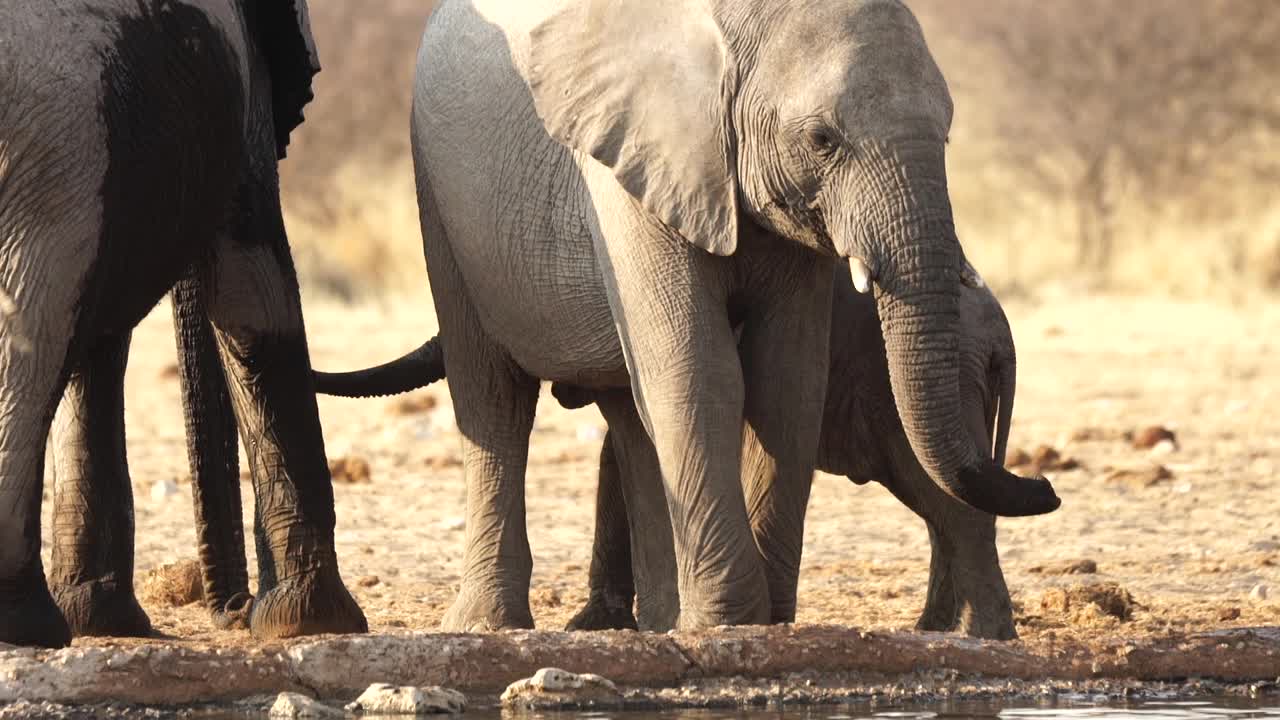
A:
13,696,1279,719
503,702,1280,720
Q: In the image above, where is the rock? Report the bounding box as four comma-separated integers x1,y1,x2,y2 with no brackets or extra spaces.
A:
1029,559,1098,575
1008,445,1079,474
329,456,372,484
345,683,466,715
501,668,623,710
149,479,179,502
1148,438,1177,456
269,692,343,718
1249,584,1269,601
1105,464,1173,489
1040,583,1136,622
1131,425,1177,450
137,560,203,607
391,393,439,416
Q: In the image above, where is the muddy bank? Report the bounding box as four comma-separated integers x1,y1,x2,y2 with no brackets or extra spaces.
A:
3,625,1278,707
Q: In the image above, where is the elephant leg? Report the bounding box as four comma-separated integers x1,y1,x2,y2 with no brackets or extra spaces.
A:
739,256,833,624
879,451,1015,640
172,275,252,631
915,520,958,632
47,332,152,638
436,333,539,632
565,431,638,631
594,391,679,631
0,227,96,648
589,188,767,629
204,184,366,640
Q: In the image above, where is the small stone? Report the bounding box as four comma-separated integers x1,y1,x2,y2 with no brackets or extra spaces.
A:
150,479,180,502
1029,559,1098,575
357,575,381,588
1148,438,1177,456
329,456,372,484
345,683,466,715
1249,584,1269,601
1131,425,1177,450
138,560,203,607
1105,464,1173,489
269,692,343,718
501,668,623,710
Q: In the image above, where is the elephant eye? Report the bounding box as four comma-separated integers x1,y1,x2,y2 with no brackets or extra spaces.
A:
804,126,840,156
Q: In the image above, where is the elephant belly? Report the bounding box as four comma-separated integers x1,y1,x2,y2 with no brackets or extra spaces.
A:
415,6,628,387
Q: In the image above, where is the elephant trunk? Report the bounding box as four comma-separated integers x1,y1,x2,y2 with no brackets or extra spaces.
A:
846,141,1057,517
312,337,445,398
872,247,1054,517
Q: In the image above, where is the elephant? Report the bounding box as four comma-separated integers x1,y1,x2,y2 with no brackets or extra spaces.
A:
0,0,367,647
558,267,1021,638
316,265,1022,639
313,0,1057,632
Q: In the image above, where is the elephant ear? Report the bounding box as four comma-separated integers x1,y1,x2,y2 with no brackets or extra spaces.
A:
526,0,739,255
254,0,321,159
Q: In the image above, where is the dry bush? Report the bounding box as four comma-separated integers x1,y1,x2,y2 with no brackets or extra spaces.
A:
282,1,1280,299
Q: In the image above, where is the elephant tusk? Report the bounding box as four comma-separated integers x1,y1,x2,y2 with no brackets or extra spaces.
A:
960,258,985,289
849,257,873,294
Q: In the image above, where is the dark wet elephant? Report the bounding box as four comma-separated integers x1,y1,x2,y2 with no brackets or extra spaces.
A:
0,0,366,647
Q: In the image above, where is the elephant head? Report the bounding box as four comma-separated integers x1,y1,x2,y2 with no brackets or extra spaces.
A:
247,0,320,158
526,0,1057,516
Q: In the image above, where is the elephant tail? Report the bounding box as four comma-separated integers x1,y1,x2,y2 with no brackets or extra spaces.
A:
313,337,444,398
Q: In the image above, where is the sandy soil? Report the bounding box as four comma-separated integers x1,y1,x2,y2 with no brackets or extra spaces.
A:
37,291,1280,647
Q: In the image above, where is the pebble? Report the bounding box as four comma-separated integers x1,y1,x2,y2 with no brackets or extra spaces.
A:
1249,584,1268,601
345,683,466,715
501,667,622,710
149,479,179,502
268,692,342,718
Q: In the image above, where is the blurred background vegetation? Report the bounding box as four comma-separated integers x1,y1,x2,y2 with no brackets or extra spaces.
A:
282,1,1280,301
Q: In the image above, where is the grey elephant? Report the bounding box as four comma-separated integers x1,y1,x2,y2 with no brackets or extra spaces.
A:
558,268,1021,639
316,0,1057,631
0,0,367,647
318,267,1022,639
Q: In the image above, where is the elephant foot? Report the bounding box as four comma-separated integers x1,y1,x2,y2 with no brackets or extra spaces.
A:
914,597,1016,641
954,602,1017,641
249,566,367,639
51,578,152,639
565,591,637,631
674,593,771,630
441,585,534,632
209,591,254,631
0,580,72,648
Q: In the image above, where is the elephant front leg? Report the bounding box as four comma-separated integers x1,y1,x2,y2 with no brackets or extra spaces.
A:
172,276,252,631
593,217,768,630
48,332,153,638
879,449,1016,640
205,234,366,640
566,431,639,631
739,257,833,624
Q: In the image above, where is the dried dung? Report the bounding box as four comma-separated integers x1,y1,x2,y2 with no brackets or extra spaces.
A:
329,456,372,484
138,560,203,608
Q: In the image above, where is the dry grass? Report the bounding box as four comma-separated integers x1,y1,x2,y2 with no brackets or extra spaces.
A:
281,1,1280,301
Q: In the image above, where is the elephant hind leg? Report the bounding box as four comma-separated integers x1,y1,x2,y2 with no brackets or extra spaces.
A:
420,184,538,632
0,236,100,648
48,331,153,638
566,431,639,632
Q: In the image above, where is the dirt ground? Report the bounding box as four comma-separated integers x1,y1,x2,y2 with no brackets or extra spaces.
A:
38,291,1280,648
